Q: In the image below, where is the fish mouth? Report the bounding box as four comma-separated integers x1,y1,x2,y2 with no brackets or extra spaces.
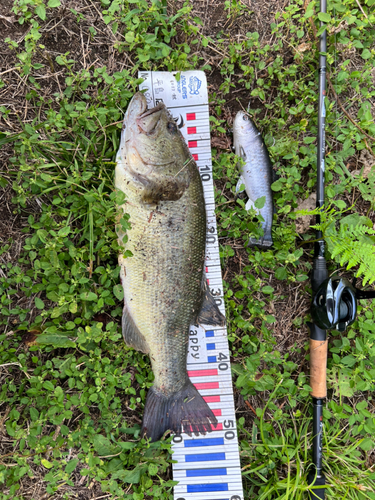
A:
126,92,148,120
137,103,165,134
233,111,260,141
139,102,165,119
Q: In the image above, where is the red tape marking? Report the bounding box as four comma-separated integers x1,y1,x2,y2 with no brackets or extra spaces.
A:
194,382,219,390
188,369,218,377
204,396,220,403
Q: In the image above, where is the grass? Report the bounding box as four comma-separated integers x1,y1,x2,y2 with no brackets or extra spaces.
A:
0,0,375,498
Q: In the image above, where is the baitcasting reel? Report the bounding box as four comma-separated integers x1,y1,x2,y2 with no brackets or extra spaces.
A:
311,276,375,332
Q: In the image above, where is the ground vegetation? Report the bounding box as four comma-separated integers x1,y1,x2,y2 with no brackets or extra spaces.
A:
0,0,375,498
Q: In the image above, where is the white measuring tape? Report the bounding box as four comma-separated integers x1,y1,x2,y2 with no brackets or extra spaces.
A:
139,71,244,500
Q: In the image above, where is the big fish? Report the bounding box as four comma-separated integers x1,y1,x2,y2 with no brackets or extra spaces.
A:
115,93,225,442
233,111,274,248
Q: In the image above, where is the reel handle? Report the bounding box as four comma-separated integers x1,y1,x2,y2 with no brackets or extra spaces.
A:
308,324,328,399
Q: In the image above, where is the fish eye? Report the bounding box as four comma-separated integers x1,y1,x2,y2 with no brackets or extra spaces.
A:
167,122,177,133
243,114,249,121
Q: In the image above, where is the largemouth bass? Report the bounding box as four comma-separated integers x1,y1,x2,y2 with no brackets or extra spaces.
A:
233,111,274,248
115,93,225,442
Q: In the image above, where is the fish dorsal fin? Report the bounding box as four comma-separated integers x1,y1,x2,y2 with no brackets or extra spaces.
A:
196,279,225,327
122,303,150,354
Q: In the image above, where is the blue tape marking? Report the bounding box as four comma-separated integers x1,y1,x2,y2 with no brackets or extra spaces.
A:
207,343,215,350
205,330,214,337
187,483,229,493
185,453,225,462
208,355,217,363
186,468,227,477
185,438,224,447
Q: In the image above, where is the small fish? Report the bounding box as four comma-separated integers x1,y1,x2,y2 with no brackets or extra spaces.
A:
233,111,274,248
115,92,225,442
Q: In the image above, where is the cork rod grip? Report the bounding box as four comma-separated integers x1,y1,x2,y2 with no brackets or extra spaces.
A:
310,339,328,398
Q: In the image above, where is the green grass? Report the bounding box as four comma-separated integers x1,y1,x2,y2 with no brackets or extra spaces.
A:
1,0,375,498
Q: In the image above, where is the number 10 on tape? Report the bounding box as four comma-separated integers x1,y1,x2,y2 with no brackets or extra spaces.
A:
139,71,244,500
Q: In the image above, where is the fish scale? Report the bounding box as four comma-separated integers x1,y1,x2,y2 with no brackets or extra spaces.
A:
139,71,244,500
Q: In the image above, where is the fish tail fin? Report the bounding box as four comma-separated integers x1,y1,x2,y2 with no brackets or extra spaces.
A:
141,380,218,442
248,222,273,249
248,234,273,249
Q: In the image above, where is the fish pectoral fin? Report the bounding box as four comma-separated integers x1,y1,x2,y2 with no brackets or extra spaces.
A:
235,175,246,195
122,304,150,354
196,279,226,327
245,198,258,212
137,171,190,204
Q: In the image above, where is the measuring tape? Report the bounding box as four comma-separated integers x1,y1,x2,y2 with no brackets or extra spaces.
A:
139,71,244,500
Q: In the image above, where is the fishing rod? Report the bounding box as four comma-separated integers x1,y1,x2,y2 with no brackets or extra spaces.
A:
306,2,375,498
306,1,328,496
